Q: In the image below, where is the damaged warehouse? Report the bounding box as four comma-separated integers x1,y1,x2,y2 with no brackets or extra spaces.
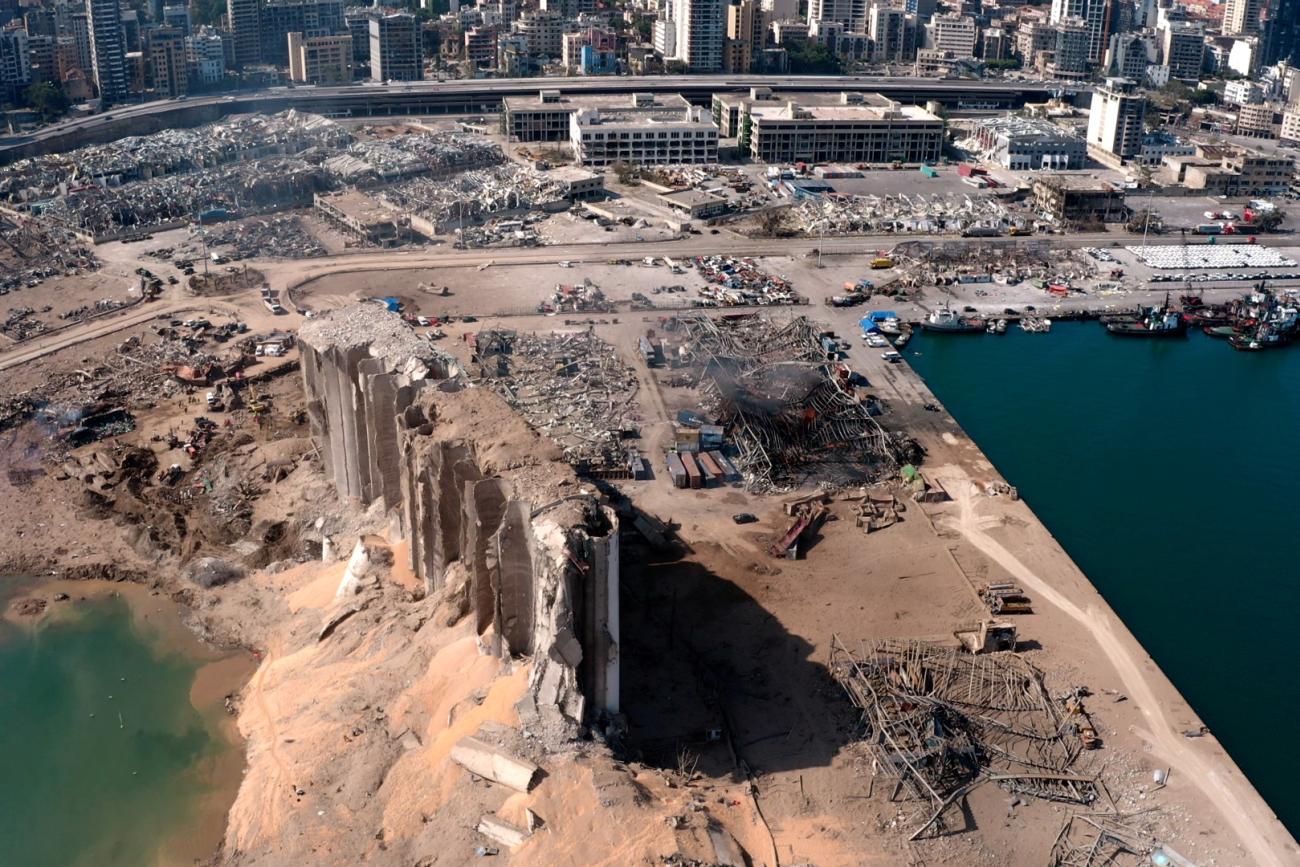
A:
298,304,619,735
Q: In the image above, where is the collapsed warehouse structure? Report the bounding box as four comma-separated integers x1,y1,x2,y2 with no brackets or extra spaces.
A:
299,304,619,738
682,314,911,491
829,636,1104,841
793,192,1014,236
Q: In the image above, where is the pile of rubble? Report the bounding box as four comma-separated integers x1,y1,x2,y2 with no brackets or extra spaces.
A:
2,307,47,340
380,164,570,233
794,192,1012,236
830,636,1105,841
693,255,798,306
0,218,99,294
680,314,909,491
538,279,613,314
0,111,349,204
478,329,640,471
58,298,130,323
455,216,541,249
36,158,333,238
893,240,1100,288
322,132,503,185
201,215,326,260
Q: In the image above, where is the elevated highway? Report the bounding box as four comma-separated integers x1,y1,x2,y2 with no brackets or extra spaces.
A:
0,75,1083,163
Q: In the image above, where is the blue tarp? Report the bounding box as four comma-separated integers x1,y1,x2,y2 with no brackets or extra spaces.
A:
382,297,402,312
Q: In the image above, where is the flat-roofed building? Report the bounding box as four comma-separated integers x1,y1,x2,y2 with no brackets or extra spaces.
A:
570,92,719,166
502,88,577,141
288,31,352,83
727,90,943,165
314,190,408,244
1032,175,1128,224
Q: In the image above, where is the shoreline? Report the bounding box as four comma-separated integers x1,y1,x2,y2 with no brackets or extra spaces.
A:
2,576,255,867
888,347,1300,864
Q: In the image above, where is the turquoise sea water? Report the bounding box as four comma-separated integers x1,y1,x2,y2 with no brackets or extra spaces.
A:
0,591,225,867
907,321,1300,836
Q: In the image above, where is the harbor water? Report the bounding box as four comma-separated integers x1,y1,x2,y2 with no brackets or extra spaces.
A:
908,320,1300,836
0,582,250,867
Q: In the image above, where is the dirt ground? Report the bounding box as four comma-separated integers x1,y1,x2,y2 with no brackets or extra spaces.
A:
2,225,1297,867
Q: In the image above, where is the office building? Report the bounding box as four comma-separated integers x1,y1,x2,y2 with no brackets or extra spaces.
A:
1261,0,1298,65
288,31,352,82
1223,0,1261,38
86,0,128,103
345,8,370,66
370,12,420,81
148,25,187,96
716,89,943,164
569,92,719,166
1159,20,1203,80
926,13,977,58
1236,102,1277,137
1050,0,1112,65
1086,77,1146,161
59,10,93,75
226,0,260,67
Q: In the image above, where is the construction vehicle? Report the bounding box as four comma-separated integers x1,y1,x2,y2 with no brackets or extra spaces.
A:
979,582,1033,615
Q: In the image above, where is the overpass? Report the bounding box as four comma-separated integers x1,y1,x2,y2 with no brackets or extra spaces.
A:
0,75,1084,164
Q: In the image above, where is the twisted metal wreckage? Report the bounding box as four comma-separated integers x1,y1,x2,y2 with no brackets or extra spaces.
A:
828,636,1108,842
681,314,920,491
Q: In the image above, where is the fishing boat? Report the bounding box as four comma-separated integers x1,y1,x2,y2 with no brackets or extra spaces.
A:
1105,299,1187,337
1231,327,1288,351
995,319,1008,334
894,326,912,348
1202,325,1237,339
921,306,985,334
1020,317,1052,333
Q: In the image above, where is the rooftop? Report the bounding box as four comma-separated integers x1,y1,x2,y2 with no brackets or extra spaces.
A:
299,302,437,366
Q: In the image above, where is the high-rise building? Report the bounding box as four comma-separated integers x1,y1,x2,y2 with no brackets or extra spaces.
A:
675,0,724,71
1106,30,1154,80
1159,19,1204,80
345,8,371,67
148,26,187,96
162,5,191,36
0,29,31,102
807,0,866,34
1261,0,1299,65
226,0,261,67
867,3,915,62
287,31,352,82
261,0,345,66
762,0,798,20
723,0,764,72
1050,0,1113,65
1087,76,1146,160
59,10,93,75
86,0,128,103
1223,0,1261,38
26,34,59,84
370,12,420,81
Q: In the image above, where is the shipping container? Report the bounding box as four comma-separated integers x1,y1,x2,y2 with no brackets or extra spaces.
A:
1194,223,1223,235
709,451,739,482
681,452,702,489
699,424,724,447
919,165,939,178
870,257,894,269
696,451,723,480
666,453,688,488
675,427,701,452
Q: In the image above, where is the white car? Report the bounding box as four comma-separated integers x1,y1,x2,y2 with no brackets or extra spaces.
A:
881,351,903,363
866,335,889,348
416,316,432,327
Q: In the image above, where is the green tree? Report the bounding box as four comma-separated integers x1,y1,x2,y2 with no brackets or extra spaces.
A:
22,82,70,120
1253,209,1285,232
786,41,841,74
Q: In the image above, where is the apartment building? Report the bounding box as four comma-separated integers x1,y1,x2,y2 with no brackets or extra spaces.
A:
370,11,420,81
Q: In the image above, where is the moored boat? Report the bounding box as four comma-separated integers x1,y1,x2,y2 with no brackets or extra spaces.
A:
1104,299,1187,337
921,306,985,334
